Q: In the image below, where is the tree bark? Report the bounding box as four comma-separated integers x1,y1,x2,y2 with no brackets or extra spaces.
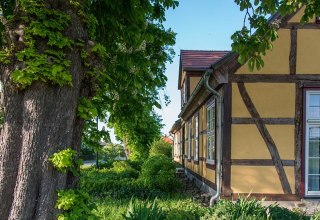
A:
0,1,89,219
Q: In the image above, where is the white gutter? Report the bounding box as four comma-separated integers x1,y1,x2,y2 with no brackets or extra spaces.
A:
204,70,223,207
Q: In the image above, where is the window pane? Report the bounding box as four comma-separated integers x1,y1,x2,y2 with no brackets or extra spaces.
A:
310,94,320,107
310,127,320,142
310,140,320,157
309,158,320,174
308,175,320,191
309,94,320,118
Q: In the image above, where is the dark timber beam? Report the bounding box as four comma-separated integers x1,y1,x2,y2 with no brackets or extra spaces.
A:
230,74,320,82
232,117,295,125
237,82,292,194
222,84,232,197
289,27,297,75
231,159,295,166
294,83,303,196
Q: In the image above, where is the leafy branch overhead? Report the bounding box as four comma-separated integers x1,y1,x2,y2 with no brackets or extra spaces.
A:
232,0,320,71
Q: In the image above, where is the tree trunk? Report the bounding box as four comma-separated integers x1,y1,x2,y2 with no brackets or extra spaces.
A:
0,1,89,219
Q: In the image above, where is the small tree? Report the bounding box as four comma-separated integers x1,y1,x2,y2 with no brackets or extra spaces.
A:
149,138,172,158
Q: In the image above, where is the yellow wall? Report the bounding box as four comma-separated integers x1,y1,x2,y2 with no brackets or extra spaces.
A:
190,76,201,96
246,83,295,117
236,29,290,74
297,29,320,74
288,6,315,23
232,125,271,159
231,82,296,194
235,8,320,75
231,166,295,194
267,125,294,160
232,83,295,118
232,83,251,118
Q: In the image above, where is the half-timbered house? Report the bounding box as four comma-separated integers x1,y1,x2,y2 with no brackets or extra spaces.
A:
171,9,320,201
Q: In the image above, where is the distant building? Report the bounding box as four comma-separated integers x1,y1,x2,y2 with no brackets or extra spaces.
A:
162,135,173,145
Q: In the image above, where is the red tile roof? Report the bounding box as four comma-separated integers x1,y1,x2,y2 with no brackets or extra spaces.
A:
180,50,230,71
162,135,173,145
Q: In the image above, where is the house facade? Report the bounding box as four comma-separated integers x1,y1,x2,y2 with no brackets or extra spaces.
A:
170,9,320,200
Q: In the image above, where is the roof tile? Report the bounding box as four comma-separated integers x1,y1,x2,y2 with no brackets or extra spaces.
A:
180,50,230,71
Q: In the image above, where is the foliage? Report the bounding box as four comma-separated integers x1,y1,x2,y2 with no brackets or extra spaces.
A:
83,0,178,160
56,189,97,220
233,0,320,71
123,198,166,220
161,198,212,220
139,155,180,192
113,110,163,160
101,143,126,162
312,211,320,220
7,0,73,89
79,163,145,199
268,205,309,220
203,196,268,220
92,194,209,220
82,119,110,154
149,138,172,158
49,148,83,176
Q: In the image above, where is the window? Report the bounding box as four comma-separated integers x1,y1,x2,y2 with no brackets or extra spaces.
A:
181,81,187,107
206,100,215,163
194,114,199,161
174,131,181,158
187,121,192,160
305,91,320,196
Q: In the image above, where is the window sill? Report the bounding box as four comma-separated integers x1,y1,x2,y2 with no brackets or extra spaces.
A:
206,160,216,170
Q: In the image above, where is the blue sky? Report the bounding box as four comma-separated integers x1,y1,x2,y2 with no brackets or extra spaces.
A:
159,1,247,135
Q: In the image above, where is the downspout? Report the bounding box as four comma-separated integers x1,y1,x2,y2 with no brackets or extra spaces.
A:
204,70,223,207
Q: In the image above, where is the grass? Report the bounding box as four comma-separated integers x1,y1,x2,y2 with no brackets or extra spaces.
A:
92,195,210,220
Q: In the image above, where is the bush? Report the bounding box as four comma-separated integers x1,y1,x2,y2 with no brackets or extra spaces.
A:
149,139,172,158
268,205,309,220
203,197,268,220
161,198,211,220
56,189,97,220
123,199,166,220
80,162,140,198
80,163,165,199
139,155,181,192
111,161,139,178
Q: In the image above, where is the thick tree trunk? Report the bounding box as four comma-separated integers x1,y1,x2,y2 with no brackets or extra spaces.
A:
0,1,89,219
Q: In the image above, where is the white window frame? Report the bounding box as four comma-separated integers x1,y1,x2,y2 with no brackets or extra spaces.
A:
305,90,320,196
187,121,192,160
206,100,215,164
194,114,199,161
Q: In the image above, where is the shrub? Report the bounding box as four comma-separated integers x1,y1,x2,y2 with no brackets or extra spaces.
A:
139,155,181,192
56,189,97,220
149,139,172,158
268,205,309,220
312,211,320,220
111,161,139,178
203,197,268,220
161,198,211,220
123,198,166,220
80,164,163,199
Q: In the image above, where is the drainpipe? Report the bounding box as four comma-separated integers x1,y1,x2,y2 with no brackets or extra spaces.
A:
204,70,223,207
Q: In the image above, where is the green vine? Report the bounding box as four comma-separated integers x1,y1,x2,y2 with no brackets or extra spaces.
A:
49,148,83,176
56,189,97,220
8,0,74,89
